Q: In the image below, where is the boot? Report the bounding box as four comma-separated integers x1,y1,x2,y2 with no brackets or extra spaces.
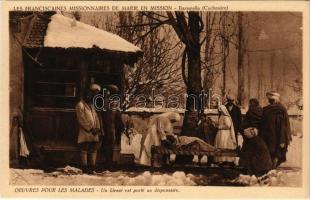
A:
81,165,88,173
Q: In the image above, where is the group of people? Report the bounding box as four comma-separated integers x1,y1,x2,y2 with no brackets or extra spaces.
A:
139,91,292,176
76,84,292,176
199,92,292,175
75,83,123,174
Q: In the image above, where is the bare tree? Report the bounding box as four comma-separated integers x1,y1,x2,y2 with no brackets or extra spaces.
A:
119,11,205,136
161,12,204,136
117,11,239,137
81,12,183,109
202,12,237,96
116,12,184,108
83,11,241,136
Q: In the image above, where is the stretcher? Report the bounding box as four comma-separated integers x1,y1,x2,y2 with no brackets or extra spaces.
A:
150,145,239,167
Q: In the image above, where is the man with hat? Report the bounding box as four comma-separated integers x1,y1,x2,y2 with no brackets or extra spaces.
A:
225,94,242,148
75,83,104,173
260,91,292,168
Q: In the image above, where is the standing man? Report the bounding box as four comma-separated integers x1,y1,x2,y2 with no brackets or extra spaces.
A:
102,85,124,167
260,91,292,168
225,94,242,148
76,84,103,174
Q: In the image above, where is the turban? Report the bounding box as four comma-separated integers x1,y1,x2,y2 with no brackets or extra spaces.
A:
106,84,119,94
266,91,280,101
90,83,101,92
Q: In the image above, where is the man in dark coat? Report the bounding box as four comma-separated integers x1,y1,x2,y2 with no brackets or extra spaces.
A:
239,98,273,176
197,114,217,146
101,85,124,167
196,113,218,166
225,95,242,147
260,91,292,168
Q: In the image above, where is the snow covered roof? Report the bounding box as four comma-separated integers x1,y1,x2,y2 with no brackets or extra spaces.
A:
44,14,141,53
23,13,142,56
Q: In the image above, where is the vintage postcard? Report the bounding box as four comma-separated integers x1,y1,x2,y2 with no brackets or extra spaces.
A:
0,0,309,198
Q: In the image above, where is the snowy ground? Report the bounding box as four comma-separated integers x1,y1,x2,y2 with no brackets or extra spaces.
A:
10,125,302,187
233,168,302,187
10,134,302,187
10,168,197,186
10,166,301,187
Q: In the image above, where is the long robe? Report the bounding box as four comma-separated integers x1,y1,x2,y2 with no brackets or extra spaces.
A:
140,112,180,166
214,105,237,163
260,103,292,166
240,106,273,176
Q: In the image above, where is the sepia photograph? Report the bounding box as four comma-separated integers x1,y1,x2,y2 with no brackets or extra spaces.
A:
6,6,306,193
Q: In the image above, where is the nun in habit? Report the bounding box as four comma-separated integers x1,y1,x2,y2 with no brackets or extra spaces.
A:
139,112,181,166
214,105,238,165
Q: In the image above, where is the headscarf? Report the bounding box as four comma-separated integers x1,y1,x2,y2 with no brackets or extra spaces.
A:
244,99,263,129
219,105,237,147
219,104,231,116
249,98,259,108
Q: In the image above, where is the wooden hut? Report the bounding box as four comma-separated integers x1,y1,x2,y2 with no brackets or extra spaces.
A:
10,12,142,166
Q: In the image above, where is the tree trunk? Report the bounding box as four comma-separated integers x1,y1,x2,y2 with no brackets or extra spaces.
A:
222,15,228,96
237,12,245,106
175,12,202,164
181,12,202,137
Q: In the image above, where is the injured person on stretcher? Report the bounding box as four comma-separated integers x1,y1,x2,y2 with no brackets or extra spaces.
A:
150,135,221,167
139,111,235,167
